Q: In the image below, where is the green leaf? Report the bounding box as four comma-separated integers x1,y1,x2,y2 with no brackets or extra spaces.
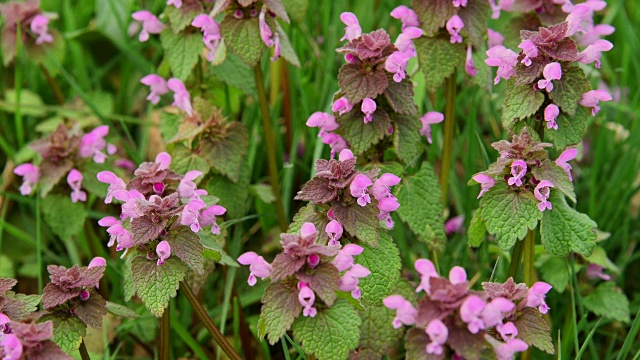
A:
356,302,405,359
209,53,257,96
281,0,308,23
131,257,187,317
512,307,555,354
292,299,362,360
395,162,446,249
200,239,239,267
165,3,202,33
105,301,140,318
201,122,248,182
42,194,87,241
288,204,331,243
165,226,204,274
160,30,202,80
355,233,401,306
221,17,266,66
123,256,135,302
384,78,419,115
415,35,465,92
540,191,596,257
583,282,630,323
2,89,47,117
412,0,457,37
531,160,576,203
467,210,486,247
502,79,545,129
548,65,590,116
337,64,388,104
170,144,211,176
1,292,40,321
459,0,491,48
259,280,303,345
584,246,619,274
479,186,542,250
330,201,380,246
275,22,301,67
45,315,86,354
535,255,569,293
206,161,251,219
392,113,423,167
81,161,123,198
250,184,276,204
336,107,390,155
545,106,589,149
160,112,182,143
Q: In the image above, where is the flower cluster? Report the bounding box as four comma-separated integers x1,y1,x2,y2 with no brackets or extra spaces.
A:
97,152,226,262
13,123,118,201
0,321,71,360
384,260,553,359
472,129,576,212
0,0,56,65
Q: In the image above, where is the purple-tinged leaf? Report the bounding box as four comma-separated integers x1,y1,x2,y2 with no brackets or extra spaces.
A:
42,284,80,310
201,122,249,183
405,327,443,360
130,216,167,246
412,0,457,37
512,307,555,354
384,77,418,115
447,325,491,360
294,178,338,204
338,64,388,104
331,201,380,246
74,291,107,329
270,253,306,281
296,263,340,306
0,278,17,294
0,292,40,321
166,226,204,274
548,65,590,116
336,107,390,155
482,278,528,301
259,279,303,345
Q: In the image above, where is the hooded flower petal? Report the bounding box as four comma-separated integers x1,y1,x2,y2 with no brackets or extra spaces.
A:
544,104,560,130
579,89,612,115
140,74,169,104
238,251,272,285
332,244,364,272
361,98,376,124
14,163,39,196
534,180,554,212
390,6,420,29
415,258,438,294
340,12,362,41
481,297,515,328
460,295,486,333
383,295,417,328
131,11,165,42
556,148,578,181
350,174,373,206
473,173,496,198
485,46,518,84
167,78,193,117
446,15,464,44
525,281,552,313
67,169,87,203
156,241,171,265
420,112,444,144
426,319,448,355
507,160,527,187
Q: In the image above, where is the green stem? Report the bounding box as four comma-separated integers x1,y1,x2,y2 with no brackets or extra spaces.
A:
79,338,91,360
523,229,536,286
440,72,456,205
35,195,43,293
160,304,170,360
254,65,288,232
179,281,242,360
507,237,524,281
15,23,24,147
39,64,65,105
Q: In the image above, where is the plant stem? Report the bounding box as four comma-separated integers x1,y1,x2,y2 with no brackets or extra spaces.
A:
507,237,524,281
180,281,242,360
39,64,65,105
254,65,288,232
523,229,536,286
35,195,43,293
160,304,170,360
440,72,456,205
15,23,24,148
79,338,91,360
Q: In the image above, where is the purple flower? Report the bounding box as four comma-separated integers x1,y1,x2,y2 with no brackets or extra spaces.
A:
507,160,527,187
13,163,39,196
485,46,519,84
339,149,354,161
395,26,422,58
465,45,477,76
452,0,468,7
481,297,515,328
577,39,613,68
200,205,226,235
307,253,320,268
156,240,171,266
167,78,193,117
332,244,364,272
113,189,145,220
488,29,505,48
140,74,169,105
415,258,438,294
425,319,448,355
67,169,86,203
131,11,165,42
518,40,538,66
259,8,274,47
537,62,562,92
378,197,400,229
325,220,343,245
298,282,317,317
98,216,134,251
420,111,444,144
556,148,578,181
544,104,560,130
271,33,281,62
586,264,611,281
0,312,10,328
167,0,182,8
385,51,410,82
497,321,518,341
350,174,372,206
177,170,203,200
0,334,22,360
554,0,575,13
489,0,514,19
361,98,376,124
449,266,467,285
180,199,207,232
300,222,317,238
238,251,272,286
331,97,354,116
307,112,339,135
338,264,371,299
445,215,465,235
383,295,417,328
473,173,496,198
446,15,464,44
566,4,594,37
579,89,612,115
96,171,126,204
88,257,106,268
30,14,53,45
321,133,349,158
496,339,528,360
192,14,222,62
460,295,486,333
577,24,615,46
534,180,554,212
525,281,552,314
79,125,116,163
372,173,401,201
340,12,362,41
390,6,420,30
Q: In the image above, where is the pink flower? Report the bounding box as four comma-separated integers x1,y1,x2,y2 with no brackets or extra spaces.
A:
340,12,362,41
395,26,422,58
385,51,410,82
518,40,538,66
339,149,354,161
473,173,496,198
298,282,317,317
383,295,417,328
420,111,444,144
534,180,555,212
425,319,448,355
67,169,86,203
181,199,207,232
200,205,226,235
332,244,364,272
415,258,439,294
79,125,117,163
554,0,575,13
537,62,562,92
446,15,464,44
525,281,552,314
113,189,145,220
325,220,343,245
192,14,222,62
167,78,193,117
577,24,615,46
487,29,505,48
579,89,612,115
300,222,317,238
131,11,165,42
177,170,203,200
166,0,182,8
566,4,594,37
465,45,477,76
390,6,420,30
332,97,354,116
238,251,272,286
497,321,518,341
449,266,467,284
507,160,527,187
372,173,401,201
544,104,560,130
321,133,349,158
88,257,107,268
98,216,134,251
496,339,528,360
445,215,465,235
0,312,10,328
307,253,320,268
0,334,23,360
307,112,339,135
30,14,53,45
460,295,486,333
489,0,514,19
361,98,376,124
350,174,372,206
271,33,281,62
485,46,519,84
140,74,169,105
452,0,468,7
378,197,400,229
96,171,126,204
338,264,371,299
156,240,171,265
259,8,274,47
556,148,578,181
586,264,611,281
13,163,39,196
577,39,613,68
481,297,515,328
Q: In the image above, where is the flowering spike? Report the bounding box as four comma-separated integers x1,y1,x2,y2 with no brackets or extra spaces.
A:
339,12,362,41
544,104,560,130
534,180,555,212
425,319,448,355
419,111,444,144
167,78,193,117
131,11,165,42
67,169,87,203
579,89,612,115
156,240,171,265
361,98,376,124
556,148,578,181
350,174,373,206
30,14,53,45
238,251,272,286
525,281,552,314
383,295,417,328
446,15,464,44
13,163,39,196
507,160,527,187
140,74,169,105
